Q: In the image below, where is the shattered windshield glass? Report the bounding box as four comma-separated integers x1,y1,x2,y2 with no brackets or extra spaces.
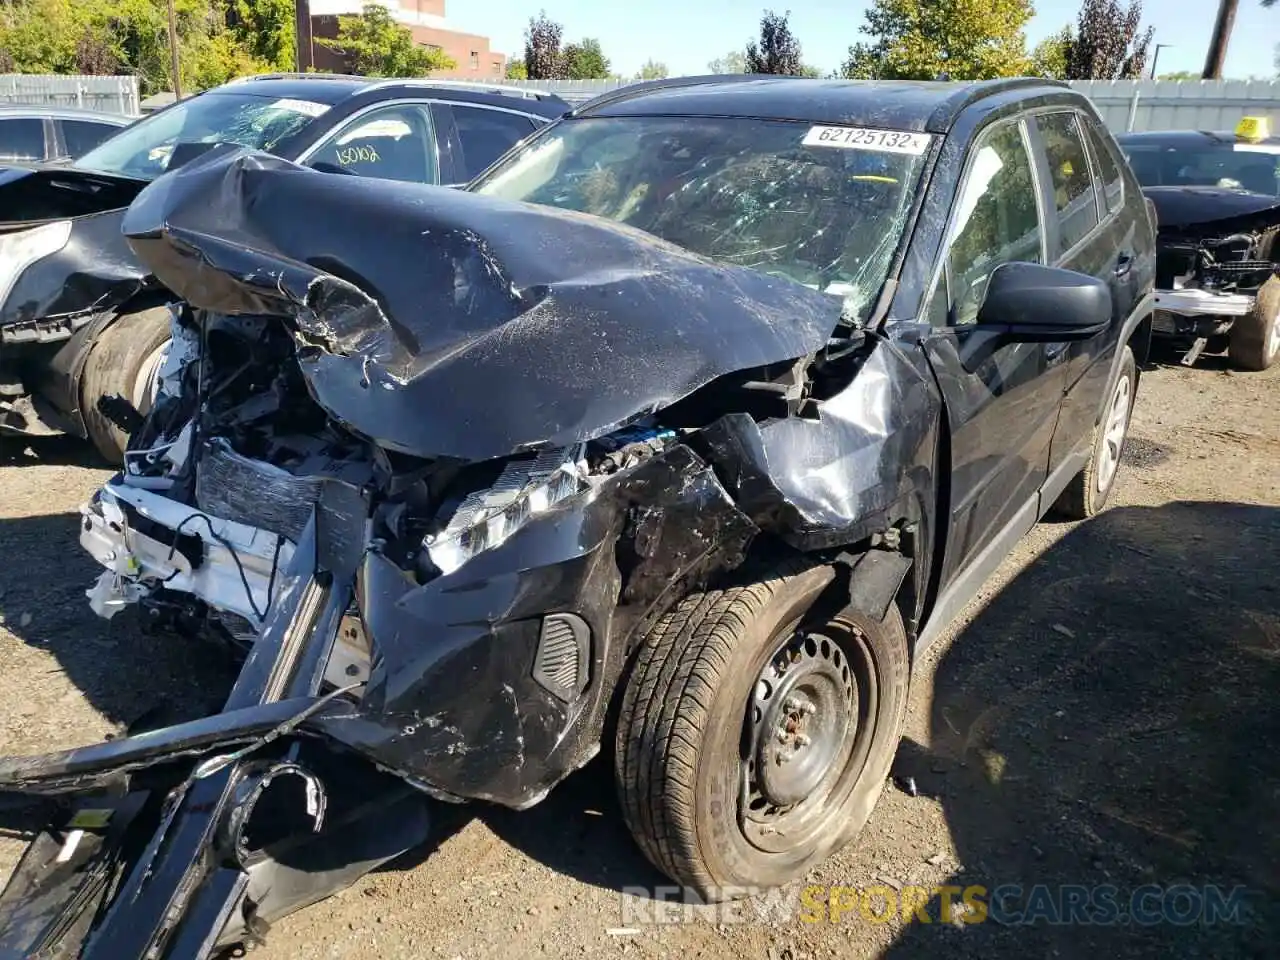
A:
74,91,327,181
471,116,929,319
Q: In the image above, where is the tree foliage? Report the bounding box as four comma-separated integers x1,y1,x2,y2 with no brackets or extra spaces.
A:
637,58,668,80
226,0,294,72
1030,25,1071,79
0,0,277,94
841,0,1034,80
318,3,453,78
707,49,746,74
745,9,803,75
1063,0,1153,79
524,10,566,79
562,37,610,79
505,57,528,80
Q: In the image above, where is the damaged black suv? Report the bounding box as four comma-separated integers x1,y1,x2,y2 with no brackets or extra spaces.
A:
0,77,1155,957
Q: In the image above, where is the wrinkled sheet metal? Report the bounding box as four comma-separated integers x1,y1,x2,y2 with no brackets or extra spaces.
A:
121,148,844,462
316,444,757,808
0,167,150,333
697,339,939,547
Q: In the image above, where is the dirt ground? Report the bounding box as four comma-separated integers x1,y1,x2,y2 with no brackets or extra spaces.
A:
1,348,1277,960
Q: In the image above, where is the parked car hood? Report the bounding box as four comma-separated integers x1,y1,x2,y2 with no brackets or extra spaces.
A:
0,163,148,227
1143,184,1280,231
122,148,845,462
0,165,153,329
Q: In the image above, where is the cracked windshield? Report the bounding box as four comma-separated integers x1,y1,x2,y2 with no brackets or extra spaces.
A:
473,116,929,321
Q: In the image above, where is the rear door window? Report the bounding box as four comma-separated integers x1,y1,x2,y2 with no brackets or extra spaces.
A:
0,118,46,161
449,106,538,180
61,119,123,158
1084,120,1125,213
1035,112,1100,252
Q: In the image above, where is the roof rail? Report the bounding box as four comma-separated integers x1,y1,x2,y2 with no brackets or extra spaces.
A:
571,73,789,116
359,77,567,102
226,72,366,84
225,72,567,105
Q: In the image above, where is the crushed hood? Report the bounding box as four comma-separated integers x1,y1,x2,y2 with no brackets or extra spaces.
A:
122,148,844,462
1143,185,1280,232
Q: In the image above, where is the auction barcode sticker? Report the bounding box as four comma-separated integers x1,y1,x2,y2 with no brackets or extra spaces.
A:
803,126,932,155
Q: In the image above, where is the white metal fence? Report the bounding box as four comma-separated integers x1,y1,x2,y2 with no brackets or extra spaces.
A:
6,73,1280,134
493,76,1280,133
0,74,140,116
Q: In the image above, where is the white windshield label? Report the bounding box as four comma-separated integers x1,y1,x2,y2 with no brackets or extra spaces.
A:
1234,142,1280,154
269,98,330,118
803,126,931,155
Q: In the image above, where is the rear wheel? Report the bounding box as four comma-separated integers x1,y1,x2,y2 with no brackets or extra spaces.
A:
1228,276,1280,371
81,307,171,463
1052,345,1136,520
615,562,909,899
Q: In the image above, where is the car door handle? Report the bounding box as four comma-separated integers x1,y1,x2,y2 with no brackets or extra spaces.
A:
1114,253,1134,278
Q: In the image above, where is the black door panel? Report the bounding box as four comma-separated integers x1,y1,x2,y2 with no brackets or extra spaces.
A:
915,116,1067,589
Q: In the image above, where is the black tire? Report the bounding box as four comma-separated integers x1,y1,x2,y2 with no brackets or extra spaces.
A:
1228,276,1280,371
1051,345,1136,520
81,306,172,463
615,562,910,900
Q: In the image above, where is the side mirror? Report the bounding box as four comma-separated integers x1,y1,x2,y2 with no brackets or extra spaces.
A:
975,261,1112,342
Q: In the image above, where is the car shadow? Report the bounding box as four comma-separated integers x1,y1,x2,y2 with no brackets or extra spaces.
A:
0,510,239,734
0,435,106,469
882,500,1280,958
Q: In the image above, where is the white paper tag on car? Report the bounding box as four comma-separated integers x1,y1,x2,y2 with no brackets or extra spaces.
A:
803,126,932,155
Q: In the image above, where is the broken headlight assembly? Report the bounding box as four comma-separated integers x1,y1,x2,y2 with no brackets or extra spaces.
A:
424,444,589,576
0,219,71,305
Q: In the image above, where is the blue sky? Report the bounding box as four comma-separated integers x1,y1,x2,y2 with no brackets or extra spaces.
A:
446,0,1279,80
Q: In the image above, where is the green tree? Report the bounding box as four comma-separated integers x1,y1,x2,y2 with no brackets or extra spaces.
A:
1063,0,1153,79
746,9,803,75
637,58,668,80
505,57,528,79
1031,25,1071,78
524,11,566,79
842,0,1034,80
227,0,294,71
318,2,454,77
0,0,274,94
562,37,610,79
707,49,746,73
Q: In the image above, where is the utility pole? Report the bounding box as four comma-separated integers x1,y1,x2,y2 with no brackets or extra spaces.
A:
1149,43,1172,79
166,0,182,98
295,0,314,72
1202,0,1238,79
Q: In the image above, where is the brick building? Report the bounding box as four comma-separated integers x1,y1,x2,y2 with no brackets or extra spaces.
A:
309,0,506,80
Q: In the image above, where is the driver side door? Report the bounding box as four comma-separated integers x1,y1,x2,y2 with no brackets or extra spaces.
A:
918,116,1069,596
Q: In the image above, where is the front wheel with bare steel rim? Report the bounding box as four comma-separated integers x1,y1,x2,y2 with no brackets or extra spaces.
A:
614,562,909,899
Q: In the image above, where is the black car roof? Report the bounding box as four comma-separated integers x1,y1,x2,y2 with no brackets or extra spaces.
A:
211,75,567,117
1116,129,1280,148
574,76,1073,133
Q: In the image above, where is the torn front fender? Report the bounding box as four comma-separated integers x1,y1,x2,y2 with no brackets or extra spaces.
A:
696,338,941,550
121,147,844,462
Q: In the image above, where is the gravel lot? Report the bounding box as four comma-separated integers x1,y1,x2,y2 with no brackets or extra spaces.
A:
1,349,1277,959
